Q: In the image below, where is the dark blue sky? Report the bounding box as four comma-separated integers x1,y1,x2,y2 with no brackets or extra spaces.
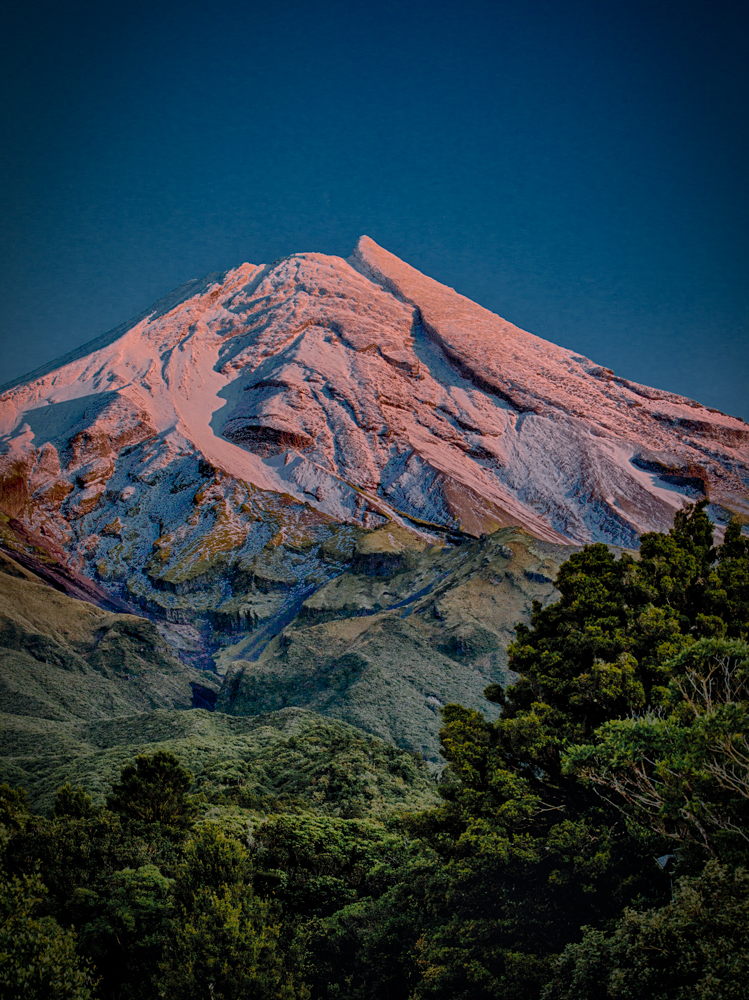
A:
1,0,747,418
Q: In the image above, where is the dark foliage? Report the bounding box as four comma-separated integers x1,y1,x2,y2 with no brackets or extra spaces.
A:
106,750,195,831
0,507,746,999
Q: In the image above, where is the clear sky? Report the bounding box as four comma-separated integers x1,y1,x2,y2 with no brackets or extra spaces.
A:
1,0,747,418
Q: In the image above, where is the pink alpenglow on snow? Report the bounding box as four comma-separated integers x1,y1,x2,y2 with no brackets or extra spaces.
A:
0,237,747,601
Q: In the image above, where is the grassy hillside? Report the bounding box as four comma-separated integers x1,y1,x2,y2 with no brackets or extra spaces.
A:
0,522,569,819
218,526,572,759
0,544,437,820
0,550,219,721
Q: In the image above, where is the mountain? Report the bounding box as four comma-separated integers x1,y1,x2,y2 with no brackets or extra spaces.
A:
0,546,219,723
1,237,747,756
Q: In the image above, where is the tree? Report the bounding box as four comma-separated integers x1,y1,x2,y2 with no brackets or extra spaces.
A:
704,519,749,639
400,506,748,998
107,751,195,831
159,826,309,1000
501,504,742,737
250,813,431,1000
78,864,174,1000
54,784,94,820
564,638,749,862
0,871,97,999
0,783,28,836
542,862,749,1000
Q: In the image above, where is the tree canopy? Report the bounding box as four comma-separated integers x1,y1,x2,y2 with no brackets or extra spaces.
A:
0,504,747,999
106,750,195,831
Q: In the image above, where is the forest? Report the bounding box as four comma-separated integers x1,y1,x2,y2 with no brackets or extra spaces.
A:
1,502,748,999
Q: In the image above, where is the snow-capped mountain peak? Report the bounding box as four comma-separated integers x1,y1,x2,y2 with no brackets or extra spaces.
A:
1,238,747,614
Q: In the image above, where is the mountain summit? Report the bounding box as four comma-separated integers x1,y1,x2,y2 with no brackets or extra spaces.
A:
2,236,746,549
1,237,747,750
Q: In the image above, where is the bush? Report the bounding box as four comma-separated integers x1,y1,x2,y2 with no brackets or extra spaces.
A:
543,861,749,999
0,871,97,999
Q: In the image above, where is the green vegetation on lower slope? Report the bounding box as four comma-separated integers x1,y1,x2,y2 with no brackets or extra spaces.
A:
2,503,747,999
0,706,437,818
0,542,437,818
218,526,569,759
0,550,219,721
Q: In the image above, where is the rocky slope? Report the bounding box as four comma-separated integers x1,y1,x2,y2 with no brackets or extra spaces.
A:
0,549,437,812
2,237,745,552
0,237,747,753
216,525,570,760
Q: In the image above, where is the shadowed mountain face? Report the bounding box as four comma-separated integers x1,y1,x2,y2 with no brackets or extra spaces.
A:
215,525,570,760
0,549,219,723
0,238,747,753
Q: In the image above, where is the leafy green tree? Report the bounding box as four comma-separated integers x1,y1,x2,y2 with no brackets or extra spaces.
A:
0,784,29,853
542,861,749,999
388,686,666,1000
3,804,176,929
0,871,97,999
2,767,184,1000
54,784,95,820
564,638,749,862
500,541,640,736
250,813,434,1000
160,885,307,1000
397,505,748,998
636,501,717,621
107,751,195,831
160,825,308,1000
302,861,439,1000
252,813,413,919
78,864,174,1000
502,504,748,736
704,519,749,639
172,824,252,909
